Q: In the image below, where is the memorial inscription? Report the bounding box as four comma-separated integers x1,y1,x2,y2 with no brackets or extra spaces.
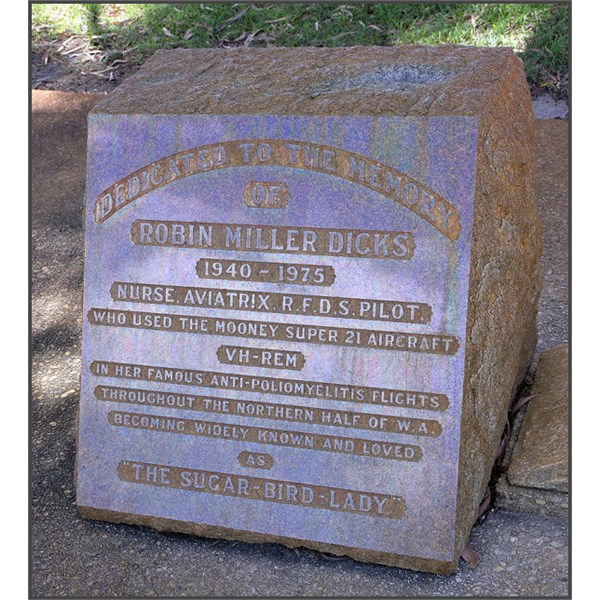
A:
77,47,542,574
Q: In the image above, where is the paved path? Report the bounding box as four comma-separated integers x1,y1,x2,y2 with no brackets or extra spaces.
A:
31,91,569,597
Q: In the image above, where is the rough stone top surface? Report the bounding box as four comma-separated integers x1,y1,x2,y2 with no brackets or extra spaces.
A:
92,46,524,117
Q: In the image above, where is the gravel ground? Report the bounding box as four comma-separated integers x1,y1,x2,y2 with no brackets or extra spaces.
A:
30,90,569,597
532,120,570,358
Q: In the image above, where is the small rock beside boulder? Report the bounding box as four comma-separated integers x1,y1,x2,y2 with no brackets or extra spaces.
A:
497,344,569,517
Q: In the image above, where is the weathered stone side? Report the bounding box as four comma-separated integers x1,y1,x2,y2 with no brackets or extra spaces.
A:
453,51,543,565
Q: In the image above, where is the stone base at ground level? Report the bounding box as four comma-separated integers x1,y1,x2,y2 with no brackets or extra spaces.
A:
78,505,459,574
495,479,568,518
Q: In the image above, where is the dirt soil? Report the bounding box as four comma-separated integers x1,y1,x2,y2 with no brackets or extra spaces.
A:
32,53,137,94
32,34,139,94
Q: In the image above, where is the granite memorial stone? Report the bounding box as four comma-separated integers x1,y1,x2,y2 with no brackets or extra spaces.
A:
76,47,542,574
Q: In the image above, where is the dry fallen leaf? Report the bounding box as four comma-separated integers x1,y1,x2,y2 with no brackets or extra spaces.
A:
461,543,479,569
216,8,248,32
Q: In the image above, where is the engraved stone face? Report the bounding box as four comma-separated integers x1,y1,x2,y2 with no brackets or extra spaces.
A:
78,113,479,565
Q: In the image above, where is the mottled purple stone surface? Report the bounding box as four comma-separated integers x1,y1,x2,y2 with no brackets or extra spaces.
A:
78,114,478,565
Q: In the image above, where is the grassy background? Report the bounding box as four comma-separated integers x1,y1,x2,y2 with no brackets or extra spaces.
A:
31,2,569,96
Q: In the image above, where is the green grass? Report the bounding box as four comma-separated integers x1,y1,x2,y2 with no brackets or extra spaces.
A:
31,2,569,95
